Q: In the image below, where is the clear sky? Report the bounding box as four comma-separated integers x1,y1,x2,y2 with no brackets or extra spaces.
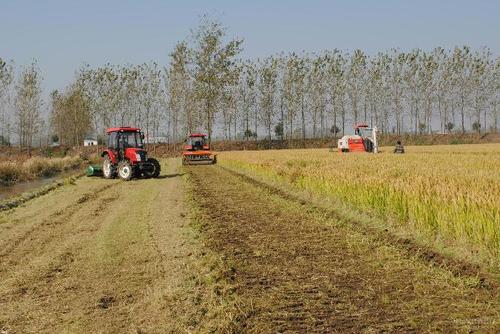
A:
1,0,499,93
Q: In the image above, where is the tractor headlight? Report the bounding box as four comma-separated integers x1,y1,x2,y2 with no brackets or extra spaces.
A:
135,153,141,161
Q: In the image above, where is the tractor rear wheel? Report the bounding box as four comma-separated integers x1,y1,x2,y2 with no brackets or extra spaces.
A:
118,161,133,181
103,156,115,179
145,158,161,178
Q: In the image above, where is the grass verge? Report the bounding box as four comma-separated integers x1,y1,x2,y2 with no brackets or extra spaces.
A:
0,155,83,185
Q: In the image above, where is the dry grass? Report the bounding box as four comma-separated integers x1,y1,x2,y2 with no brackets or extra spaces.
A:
0,159,202,333
219,144,500,271
0,155,83,184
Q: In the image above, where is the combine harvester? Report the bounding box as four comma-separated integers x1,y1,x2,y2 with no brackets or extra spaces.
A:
338,123,379,153
88,126,161,180
182,133,217,165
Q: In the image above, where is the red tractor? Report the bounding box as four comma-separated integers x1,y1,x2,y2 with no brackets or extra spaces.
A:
182,133,217,165
101,127,161,180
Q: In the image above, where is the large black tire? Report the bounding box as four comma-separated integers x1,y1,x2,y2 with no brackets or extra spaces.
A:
117,160,133,181
146,158,161,178
102,156,115,179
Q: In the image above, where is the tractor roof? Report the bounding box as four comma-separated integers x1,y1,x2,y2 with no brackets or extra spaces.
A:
189,133,207,137
355,123,369,129
106,127,141,134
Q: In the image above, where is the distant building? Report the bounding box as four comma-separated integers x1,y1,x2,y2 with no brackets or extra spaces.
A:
83,139,98,146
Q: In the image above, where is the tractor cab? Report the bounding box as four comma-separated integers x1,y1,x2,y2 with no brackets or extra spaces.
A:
101,127,161,180
106,127,145,157
105,127,147,163
184,134,209,151
182,133,217,165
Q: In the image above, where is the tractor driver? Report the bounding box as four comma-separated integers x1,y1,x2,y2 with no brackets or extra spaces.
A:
394,140,405,154
193,138,203,150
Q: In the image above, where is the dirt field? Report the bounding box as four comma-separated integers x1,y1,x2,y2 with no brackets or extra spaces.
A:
0,159,499,333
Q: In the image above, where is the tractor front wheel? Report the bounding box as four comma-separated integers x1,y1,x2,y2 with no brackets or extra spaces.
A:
118,161,133,181
103,156,115,179
145,158,161,178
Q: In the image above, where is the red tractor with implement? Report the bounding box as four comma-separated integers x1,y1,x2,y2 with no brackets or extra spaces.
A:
101,127,161,180
182,133,217,165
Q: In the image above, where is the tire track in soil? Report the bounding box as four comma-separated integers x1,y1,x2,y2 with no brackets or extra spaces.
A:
189,165,500,333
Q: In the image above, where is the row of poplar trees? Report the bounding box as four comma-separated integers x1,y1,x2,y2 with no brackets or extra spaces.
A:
2,18,500,148
70,19,499,145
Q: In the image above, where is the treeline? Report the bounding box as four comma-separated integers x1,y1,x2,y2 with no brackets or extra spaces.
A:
166,41,500,142
1,18,499,149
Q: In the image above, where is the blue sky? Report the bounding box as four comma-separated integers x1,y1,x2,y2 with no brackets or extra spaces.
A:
1,0,499,92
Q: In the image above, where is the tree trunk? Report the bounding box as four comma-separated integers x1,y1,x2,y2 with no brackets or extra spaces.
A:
268,118,272,149
340,104,345,136
280,95,285,141
494,102,498,133
206,99,212,146
483,104,487,133
461,93,465,133
301,93,306,147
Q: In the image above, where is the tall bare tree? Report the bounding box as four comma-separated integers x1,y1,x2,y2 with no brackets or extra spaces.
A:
190,18,242,144
0,58,14,145
167,42,190,144
258,57,278,143
15,61,43,154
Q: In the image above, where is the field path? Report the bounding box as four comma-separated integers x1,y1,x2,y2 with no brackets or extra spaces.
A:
189,165,500,333
0,159,194,333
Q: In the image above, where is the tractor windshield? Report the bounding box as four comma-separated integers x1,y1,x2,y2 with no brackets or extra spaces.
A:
356,127,373,138
120,132,143,149
187,136,206,150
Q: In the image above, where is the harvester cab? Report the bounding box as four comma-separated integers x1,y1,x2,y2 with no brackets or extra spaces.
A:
101,127,161,180
338,124,378,153
182,134,217,165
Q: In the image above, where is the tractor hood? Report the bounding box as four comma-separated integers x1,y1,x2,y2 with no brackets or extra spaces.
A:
125,148,147,163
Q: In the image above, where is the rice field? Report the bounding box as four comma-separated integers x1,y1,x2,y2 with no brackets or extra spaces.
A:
219,144,500,269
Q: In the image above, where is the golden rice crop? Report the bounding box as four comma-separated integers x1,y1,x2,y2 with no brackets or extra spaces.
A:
219,144,500,267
